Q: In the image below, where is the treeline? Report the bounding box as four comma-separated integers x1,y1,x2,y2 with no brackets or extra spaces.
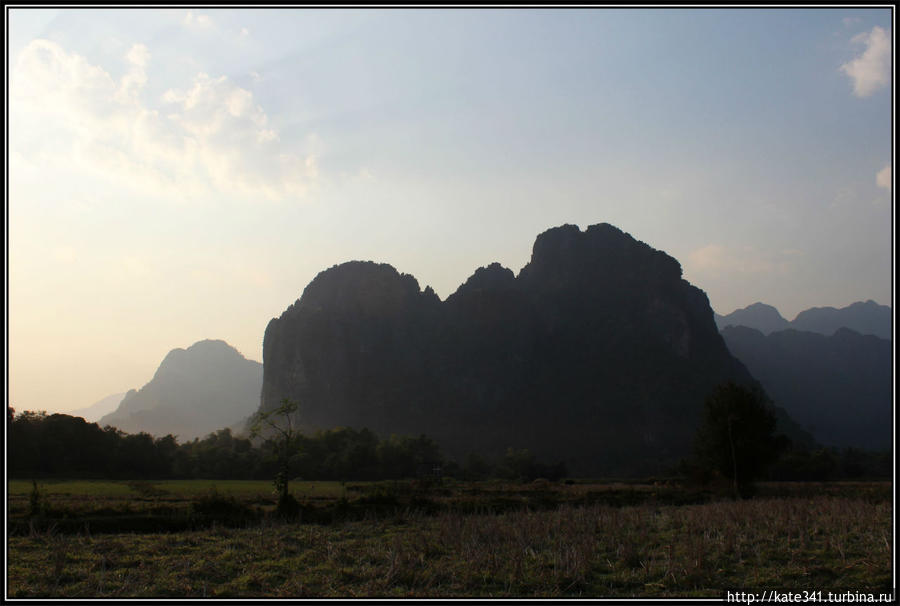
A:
766,445,893,481
6,409,441,481
6,408,887,482
677,442,892,486
6,409,566,482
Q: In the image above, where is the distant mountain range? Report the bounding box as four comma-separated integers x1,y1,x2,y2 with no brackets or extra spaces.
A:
715,300,891,339
720,326,892,450
99,340,262,441
791,301,892,339
66,392,127,423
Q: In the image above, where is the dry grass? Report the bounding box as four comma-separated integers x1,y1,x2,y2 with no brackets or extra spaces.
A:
7,494,891,598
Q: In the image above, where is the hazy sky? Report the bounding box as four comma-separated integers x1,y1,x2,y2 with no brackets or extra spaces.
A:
7,8,893,415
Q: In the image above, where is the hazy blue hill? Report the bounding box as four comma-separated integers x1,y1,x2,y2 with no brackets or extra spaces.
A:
260,223,812,476
720,326,892,450
790,300,892,339
65,392,126,423
715,302,790,335
716,300,891,339
99,339,262,441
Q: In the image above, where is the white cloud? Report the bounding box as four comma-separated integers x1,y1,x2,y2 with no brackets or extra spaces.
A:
12,39,119,123
840,26,891,97
257,129,279,144
116,43,150,104
876,164,891,190
10,39,317,202
226,87,254,118
183,10,213,30
125,43,150,68
686,244,796,277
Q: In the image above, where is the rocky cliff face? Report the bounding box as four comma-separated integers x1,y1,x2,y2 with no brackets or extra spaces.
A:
100,339,262,441
261,262,443,439
260,224,808,475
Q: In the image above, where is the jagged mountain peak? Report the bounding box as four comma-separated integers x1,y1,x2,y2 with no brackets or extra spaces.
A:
287,261,429,316
449,262,516,299
522,223,682,286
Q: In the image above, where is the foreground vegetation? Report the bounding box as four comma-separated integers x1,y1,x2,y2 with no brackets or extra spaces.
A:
6,401,893,598
8,407,892,484
7,479,893,598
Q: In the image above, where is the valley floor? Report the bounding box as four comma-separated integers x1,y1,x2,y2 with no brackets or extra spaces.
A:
6,480,892,598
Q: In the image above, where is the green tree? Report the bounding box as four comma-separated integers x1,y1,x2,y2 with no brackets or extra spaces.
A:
250,398,301,516
693,381,785,498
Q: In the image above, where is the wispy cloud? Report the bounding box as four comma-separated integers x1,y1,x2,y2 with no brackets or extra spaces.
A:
876,164,891,191
183,10,214,30
10,39,317,202
685,244,798,277
840,26,891,97
116,43,149,104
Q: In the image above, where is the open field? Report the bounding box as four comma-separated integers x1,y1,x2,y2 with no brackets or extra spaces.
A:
8,479,348,502
6,480,893,598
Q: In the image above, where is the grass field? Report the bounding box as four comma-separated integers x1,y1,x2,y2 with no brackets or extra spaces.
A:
5,479,894,598
8,479,348,498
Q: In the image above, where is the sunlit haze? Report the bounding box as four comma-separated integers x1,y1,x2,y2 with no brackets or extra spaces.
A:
7,8,893,416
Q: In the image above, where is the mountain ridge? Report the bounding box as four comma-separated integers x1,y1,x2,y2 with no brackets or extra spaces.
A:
715,300,891,338
260,223,813,475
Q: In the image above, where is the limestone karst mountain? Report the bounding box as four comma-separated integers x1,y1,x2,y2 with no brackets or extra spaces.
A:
100,339,262,441
259,223,812,476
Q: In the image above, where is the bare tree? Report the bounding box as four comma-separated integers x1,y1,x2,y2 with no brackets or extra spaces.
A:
250,398,300,516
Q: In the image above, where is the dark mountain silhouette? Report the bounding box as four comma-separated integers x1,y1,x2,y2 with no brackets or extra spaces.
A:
100,339,262,441
791,300,892,339
65,392,126,423
260,223,812,476
714,302,790,335
715,300,891,339
720,326,892,450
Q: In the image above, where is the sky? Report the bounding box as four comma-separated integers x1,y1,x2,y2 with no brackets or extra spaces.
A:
6,7,894,415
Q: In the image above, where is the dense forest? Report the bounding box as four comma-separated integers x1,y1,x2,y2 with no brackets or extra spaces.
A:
7,408,889,483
